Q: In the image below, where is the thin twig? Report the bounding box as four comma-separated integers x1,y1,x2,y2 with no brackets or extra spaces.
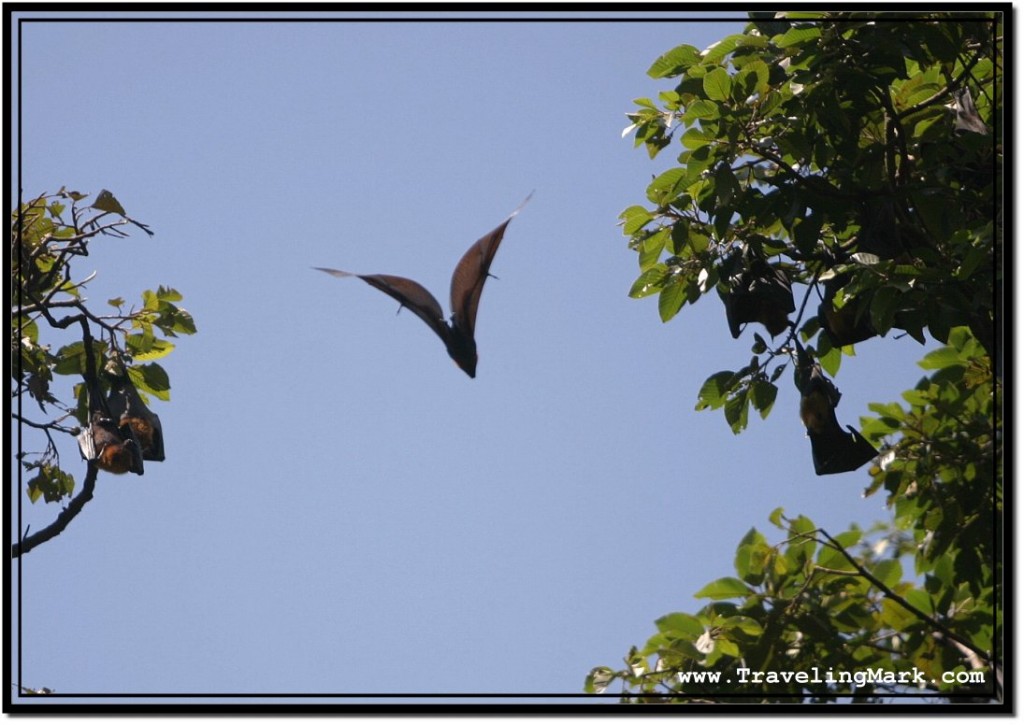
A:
814,528,993,667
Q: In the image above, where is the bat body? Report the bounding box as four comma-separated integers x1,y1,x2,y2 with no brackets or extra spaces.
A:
78,417,144,475
77,372,144,476
818,275,877,348
795,348,877,476
316,194,531,377
721,256,794,339
106,369,165,462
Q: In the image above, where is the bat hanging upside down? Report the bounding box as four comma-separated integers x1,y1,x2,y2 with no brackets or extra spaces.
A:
77,365,164,475
78,415,145,475
314,193,532,378
795,348,878,476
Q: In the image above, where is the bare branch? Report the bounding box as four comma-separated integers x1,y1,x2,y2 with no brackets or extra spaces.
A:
12,464,97,558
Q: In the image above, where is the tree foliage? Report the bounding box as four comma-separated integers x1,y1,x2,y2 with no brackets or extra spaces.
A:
12,187,196,556
591,12,1001,704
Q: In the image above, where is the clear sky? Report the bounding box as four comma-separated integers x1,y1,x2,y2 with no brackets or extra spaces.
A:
10,8,937,707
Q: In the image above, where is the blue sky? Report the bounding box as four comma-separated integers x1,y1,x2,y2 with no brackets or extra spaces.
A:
10,9,938,706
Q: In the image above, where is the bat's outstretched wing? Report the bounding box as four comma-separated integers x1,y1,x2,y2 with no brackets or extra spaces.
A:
449,192,532,339
314,267,452,349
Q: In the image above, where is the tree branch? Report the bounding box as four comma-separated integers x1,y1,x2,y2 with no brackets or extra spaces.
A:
12,464,97,558
12,319,103,558
813,528,993,668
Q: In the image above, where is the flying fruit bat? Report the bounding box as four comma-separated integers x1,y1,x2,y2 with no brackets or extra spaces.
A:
105,365,165,462
720,252,795,338
794,344,877,476
77,363,144,476
315,193,532,378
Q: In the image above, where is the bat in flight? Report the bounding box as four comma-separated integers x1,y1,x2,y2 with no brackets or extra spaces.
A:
315,193,532,378
794,344,878,476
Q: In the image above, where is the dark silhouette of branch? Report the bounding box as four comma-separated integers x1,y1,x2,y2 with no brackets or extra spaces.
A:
813,528,994,669
12,465,97,558
12,318,102,558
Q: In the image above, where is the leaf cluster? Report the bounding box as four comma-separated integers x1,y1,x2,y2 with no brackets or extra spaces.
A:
597,11,1002,705
587,511,996,703
622,11,999,435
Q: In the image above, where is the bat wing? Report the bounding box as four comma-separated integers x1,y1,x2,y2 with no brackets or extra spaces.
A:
449,193,532,339
77,426,98,462
810,424,878,475
315,267,452,348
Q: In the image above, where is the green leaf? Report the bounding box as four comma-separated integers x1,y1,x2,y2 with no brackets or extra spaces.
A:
816,529,861,570
735,542,771,585
703,68,732,102
789,514,816,537
585,666,616,694
743,59,771,97
681,99,719,124
871,558,903,589
880,597,918,632
716,638,741,658
903,588,934,616
696,370,736,410
658,277,687,322
694,576,752,600
647,44,701,79
621,205,654,236
724,389,749,433
775,24,822,48
750,380,777,418
638,228,668,271
655,612,705,638
648,167,694,201
681,127,712,151
721,615,764,638
91,189,127,216
919,345,961,370
127,337,175,361
156,285,183,302
131,362,171,400
628,267,667,299
869,286,901,335
818,343,842,377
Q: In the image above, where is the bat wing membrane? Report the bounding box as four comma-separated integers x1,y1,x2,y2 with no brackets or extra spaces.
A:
316,267,451,347
449,193,532,338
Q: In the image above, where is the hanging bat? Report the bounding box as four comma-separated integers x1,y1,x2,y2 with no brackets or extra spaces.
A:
77,363,144,476
315,193,532,378
720,253,795,338
106,365,165,462
794,345,877,476
818,274,877,348
951,87,988,135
